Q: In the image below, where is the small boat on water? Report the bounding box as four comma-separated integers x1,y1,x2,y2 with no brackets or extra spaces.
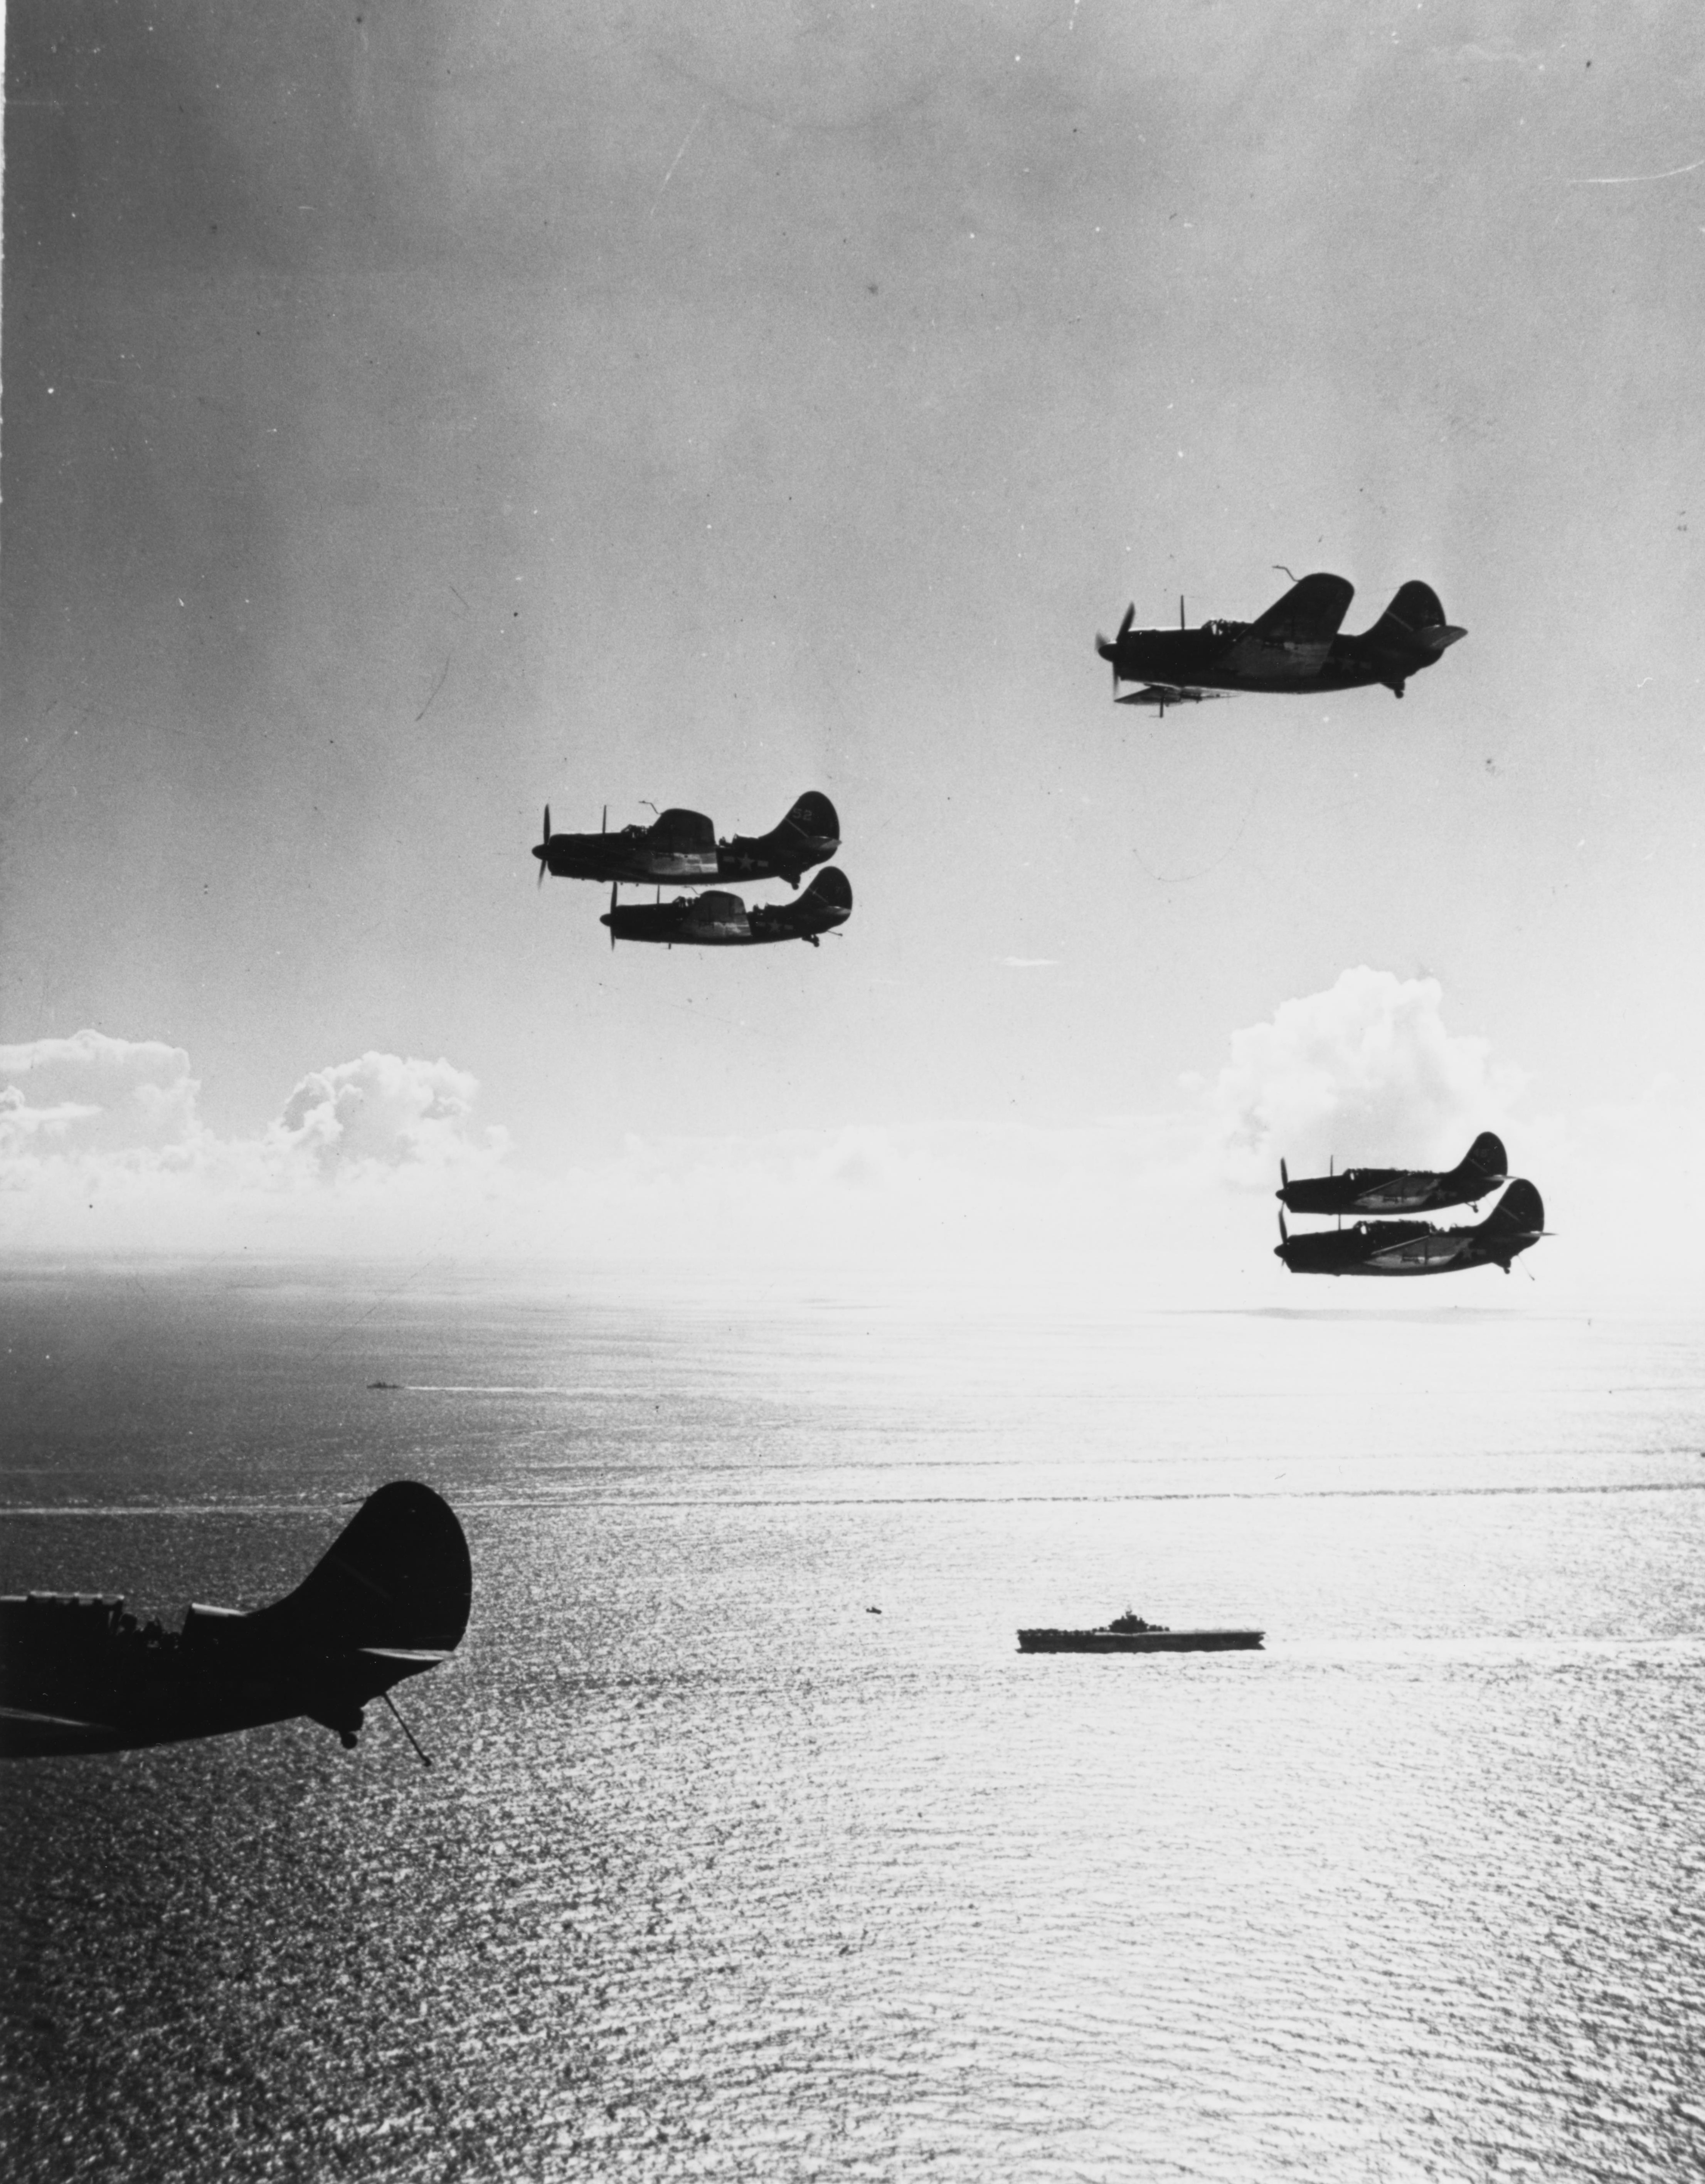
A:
1017,1609,1263,1654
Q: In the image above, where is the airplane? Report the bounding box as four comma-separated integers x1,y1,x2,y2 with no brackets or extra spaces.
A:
1278,1132,1508,1218
601,866,852,948
532,792,839,891
0,1481,470,1760
1274,1179,1547,1278
1095,572,1466,712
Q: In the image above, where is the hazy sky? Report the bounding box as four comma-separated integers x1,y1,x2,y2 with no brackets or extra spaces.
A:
3,2,1702,1282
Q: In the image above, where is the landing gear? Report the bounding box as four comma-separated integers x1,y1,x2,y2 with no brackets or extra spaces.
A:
1392,679,1406,699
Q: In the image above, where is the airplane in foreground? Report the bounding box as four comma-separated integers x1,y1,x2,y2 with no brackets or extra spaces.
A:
1096,572,1466,712
601,867,852,948
532,792,839,891
1274,1180,1547,1278
0,1482,470,1759
1278,1132,1508,1218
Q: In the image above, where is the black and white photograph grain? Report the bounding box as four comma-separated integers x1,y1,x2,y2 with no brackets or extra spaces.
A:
3,5,1703,2179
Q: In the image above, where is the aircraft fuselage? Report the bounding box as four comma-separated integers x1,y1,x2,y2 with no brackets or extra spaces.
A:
1279,1169,1494,1218
1106,626,1461,698
1277,1134,1508,1218
603,870,852,948
1275,1183,1544,1278
541,831,717,885
0,1596,444,1755
0,1482,471,1759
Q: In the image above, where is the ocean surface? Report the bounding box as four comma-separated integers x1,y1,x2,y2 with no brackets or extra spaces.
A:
2,1259,1702,2182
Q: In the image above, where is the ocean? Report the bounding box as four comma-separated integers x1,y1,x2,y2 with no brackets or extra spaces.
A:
2,1260,1702,2181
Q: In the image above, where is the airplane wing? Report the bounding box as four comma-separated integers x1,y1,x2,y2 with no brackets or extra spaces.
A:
1365,1232,1463,1269
1116,685,1230,709
1219,573,1354,681
1352,1173,1428,1211
0,1704,124,1755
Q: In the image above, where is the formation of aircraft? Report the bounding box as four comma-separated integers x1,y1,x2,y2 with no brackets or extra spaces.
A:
1275,1179,1547,1279
1277,1132,1508,1218
0,1482,470,1759
534,788,852,951
1096,570,1466,713
602,866,852,948
532,792,839,891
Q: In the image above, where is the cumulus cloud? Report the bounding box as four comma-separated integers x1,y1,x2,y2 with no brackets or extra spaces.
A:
1205,966,1527,1188
0,1030,205,1156
0,1033,505,1254
5,994,1700,1307
270,1053,490,1176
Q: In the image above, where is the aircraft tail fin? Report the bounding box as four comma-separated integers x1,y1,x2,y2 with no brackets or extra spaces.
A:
1481,1179,1543,1243
799,866,852,916
776,791,838,846
1460,1131,1508,1184
1361,580,1465,657
250,1482,472,1655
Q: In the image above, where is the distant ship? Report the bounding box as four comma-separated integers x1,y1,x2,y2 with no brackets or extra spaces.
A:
1017,1610,1263,1654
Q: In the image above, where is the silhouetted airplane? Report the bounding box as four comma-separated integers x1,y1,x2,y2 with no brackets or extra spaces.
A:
1275,1181,1546,1277
1279,1132,1508,1218
0,1482,470,1759
602,867,852,948
532,793,839,890
1096,572,1466,711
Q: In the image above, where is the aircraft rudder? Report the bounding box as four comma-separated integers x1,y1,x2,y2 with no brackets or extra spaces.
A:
803,865,852,913
256,1481,472,1654
781,791,838,843
1485,1179,1543,1236
1463,1131,1508,1180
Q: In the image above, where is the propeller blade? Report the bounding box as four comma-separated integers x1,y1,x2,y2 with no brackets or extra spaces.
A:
1280,1157,1289,1188
535,804,551,888
609,882,617,951
1278,1210,1288,1244
1119,603,1134,640
601,804,607,835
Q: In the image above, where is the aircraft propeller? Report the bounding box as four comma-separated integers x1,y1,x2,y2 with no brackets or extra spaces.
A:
534,804,552,888
1280,1156,1289,1188
1277,1210,1288,1245
609,881,617,951
1096,604,1135,696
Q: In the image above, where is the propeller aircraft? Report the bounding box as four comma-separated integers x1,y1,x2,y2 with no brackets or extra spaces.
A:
601,866,852,949
0,1482,470,1759
1096,572,1466,712
1278,1132,1508,1218
1274,1180,1547,1278
532,792,839,891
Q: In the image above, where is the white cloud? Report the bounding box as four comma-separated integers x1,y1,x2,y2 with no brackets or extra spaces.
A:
4,995,1702,1312
0,1034,506,1255
269,1052,493,1176
0,1030,205,1156
1207,966,1527,1188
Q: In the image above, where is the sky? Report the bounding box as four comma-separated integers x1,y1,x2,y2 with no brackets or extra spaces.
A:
3,2,1702,1296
